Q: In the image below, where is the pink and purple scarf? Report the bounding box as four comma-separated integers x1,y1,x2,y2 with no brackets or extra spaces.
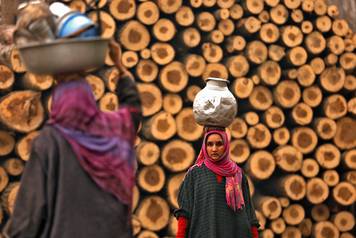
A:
48,79,136,206
192,130,245,211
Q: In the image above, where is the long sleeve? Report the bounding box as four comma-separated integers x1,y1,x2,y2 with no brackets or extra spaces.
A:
116,74,142,132
174,171,194,219
176,216,188,238
5,150,47,238
242,174,260,228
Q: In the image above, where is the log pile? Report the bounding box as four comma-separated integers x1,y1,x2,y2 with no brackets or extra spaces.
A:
0,0,355,237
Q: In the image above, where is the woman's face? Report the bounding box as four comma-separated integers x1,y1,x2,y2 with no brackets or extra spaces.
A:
206,133,225,160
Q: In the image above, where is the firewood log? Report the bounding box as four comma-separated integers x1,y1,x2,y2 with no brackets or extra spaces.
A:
247,123,272,149
137,230,159,238
344,75,356,91
137,83,162,117
229,117,248,139
230,139,250,164
243,112,259,126
315,144,341,169
273,145,303,172
159,61,188,93
121,50,138,68
236,17,261,35
157,0,182,14
261,228,274,238
15,131,40,161
135,59,159,83
341,149,356,170
245,150,275,180
136,141,160,166
249,86,273,110
10,48,26,73
20,72,53,91
254,195,282,220
180,27,201,48
301,158,320,178
270,217,286,234
286,46,308,66
232,77,254,99
85,75,105,101
131,215,141,236
175,108,203,141
305,31,326,55
0,131,15,156
202,63,229,80
137,1,159,26
258,10,270,23
339,52,356,72
270,4,289,25
258,60,281,86
196,12,216,32
274,80,301,108
167,172,185,208
0,167,9,193
229,4,244,20
281,227,302,238
278,197,290,208
332,182,356,206
282,204,305,225
332,211,355,232
320,67,345,93
175,6,194,27
291,127,318,154
88,11,116,38
313,221,340,238
162,94,183,115
246,40,268,65
226,36,246,53
302,85,323,108
151,42,175,66
0,65,14,93
298,218,313,237
3,158,24,177
132,185,139,212
167,215,177,237
69,0,87,13
334,117,356,150
138,165,165,193
242,0,264,15
226,55,250,78
273,127,290,146
185,85,201,103
0,91,44,133
311,204,330,222
301,20,313,34
119,20,150,51
322,170,340,187
161,140,195,172
99,92,119,112
268,44,286,62
255,210,266,230
202,43,223,63
109,0,136,21
297,64,315,87
291,102,313,126
306,178,329,204
184,54,206,77
266,175,306,201
260,23,280,44
142,111,176,141
1,182,19,215
217,19,235,36
291,9,303,23
263,106,285,129
343,171,356,186
310,57,326,75
281,25,303,48
332,19,350,37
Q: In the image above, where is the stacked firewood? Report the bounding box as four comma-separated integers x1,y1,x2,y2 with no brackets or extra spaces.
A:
0,0,355,237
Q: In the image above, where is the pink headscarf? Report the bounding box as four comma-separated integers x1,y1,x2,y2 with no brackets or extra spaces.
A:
192,130,245,211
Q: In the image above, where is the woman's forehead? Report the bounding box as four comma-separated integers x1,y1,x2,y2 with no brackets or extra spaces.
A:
206,133,224,141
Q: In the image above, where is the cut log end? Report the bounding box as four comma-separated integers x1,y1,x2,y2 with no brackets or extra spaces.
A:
161,140,195,172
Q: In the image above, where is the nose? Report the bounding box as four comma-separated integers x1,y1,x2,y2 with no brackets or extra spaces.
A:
212,145,218,151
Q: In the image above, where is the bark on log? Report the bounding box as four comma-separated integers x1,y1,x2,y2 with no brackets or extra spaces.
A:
142,111,176,141
175,108,203,141
136,196,170,231
138,165,165,193
0,91,44,133
245,150,275,180
268,175,306,200
159,61,188,93
161,139,195,172
137,83,162,117
301,158,320,178
136,141,160,166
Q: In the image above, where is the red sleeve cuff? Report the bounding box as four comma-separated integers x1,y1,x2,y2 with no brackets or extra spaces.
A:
176,216,188,238
251,226,259,238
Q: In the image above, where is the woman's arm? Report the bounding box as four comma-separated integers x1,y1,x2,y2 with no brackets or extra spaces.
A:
109,39,142,132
